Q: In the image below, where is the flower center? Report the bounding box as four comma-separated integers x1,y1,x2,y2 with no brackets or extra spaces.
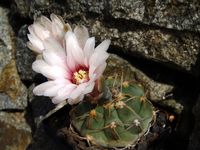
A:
73,69,89,85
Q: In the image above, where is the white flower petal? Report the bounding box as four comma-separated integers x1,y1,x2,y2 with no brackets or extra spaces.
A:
52,22,65,40
43,79,72,97
83,37,95,66
69,81,95,100
65,31,84,67
28,25,38,38
33,81,55,96
66,51,76,71
89,51,109,78
40,15,52,31
94,39,111,53
50,14,65,29
68,94,84,105
32,23,51,40
69,86,85,100
43,84,64,97
43,37,66,57
74,25,89,49
52,84,77,104
54,78,71,85
27,42,42,53
32,59,70,79
42,50,68,70
83,82,95,94
93,62,107,79
27,34,44,51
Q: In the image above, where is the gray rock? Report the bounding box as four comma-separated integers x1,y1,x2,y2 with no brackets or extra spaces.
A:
13,0,30,17
0,111,31,150
0,7,13,73
11,0,200,75
144,0,200,32
109,0,145,21
0,60,28,110
16,25,36,81
188,95,200,150
109,0,200,32
13,0,200,32
0,6,28,110
91,21,200,74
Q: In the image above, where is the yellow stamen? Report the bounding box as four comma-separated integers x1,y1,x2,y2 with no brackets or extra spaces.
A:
73,69,88,84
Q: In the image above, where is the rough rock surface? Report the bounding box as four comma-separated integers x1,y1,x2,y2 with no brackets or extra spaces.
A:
91,21,200,74
0,111,31,150
13,0,200,33
16,25,36,81
11,0,200,75
0,1,199,150
0,7,14,72
188,95,200,150
0,6,27,110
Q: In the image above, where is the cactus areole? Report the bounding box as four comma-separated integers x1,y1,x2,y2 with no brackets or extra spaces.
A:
70,76,155,148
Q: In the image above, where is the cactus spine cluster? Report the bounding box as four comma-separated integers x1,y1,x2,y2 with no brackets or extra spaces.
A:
70,76,154,148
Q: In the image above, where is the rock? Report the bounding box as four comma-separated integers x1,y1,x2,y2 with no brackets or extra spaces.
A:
16,25,36,81
0,60,28,110
13,0,200,32
11,1,200,75
144,0,200,32
13,0,30,17
91,21,200,74
0,6,28,110
188,95,200,150
0,7,13,72
0,111,31,150
109,1,200,32
109,0,145,21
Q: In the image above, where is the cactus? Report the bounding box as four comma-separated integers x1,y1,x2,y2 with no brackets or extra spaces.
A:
70,76,154,148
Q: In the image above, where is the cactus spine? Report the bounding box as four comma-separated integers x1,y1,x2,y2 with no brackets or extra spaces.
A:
70,76,154,148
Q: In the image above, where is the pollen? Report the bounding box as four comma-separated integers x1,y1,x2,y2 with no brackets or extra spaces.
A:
73,69,88,84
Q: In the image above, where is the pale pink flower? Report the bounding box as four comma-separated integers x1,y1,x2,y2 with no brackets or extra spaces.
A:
27,14,71,53
31,23,110,105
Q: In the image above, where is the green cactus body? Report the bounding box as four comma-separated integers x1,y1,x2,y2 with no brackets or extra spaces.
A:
70,77,154,148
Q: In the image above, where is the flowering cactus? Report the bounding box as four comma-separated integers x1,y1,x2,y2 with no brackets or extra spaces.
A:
28,14,154,149
70,76,154,148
